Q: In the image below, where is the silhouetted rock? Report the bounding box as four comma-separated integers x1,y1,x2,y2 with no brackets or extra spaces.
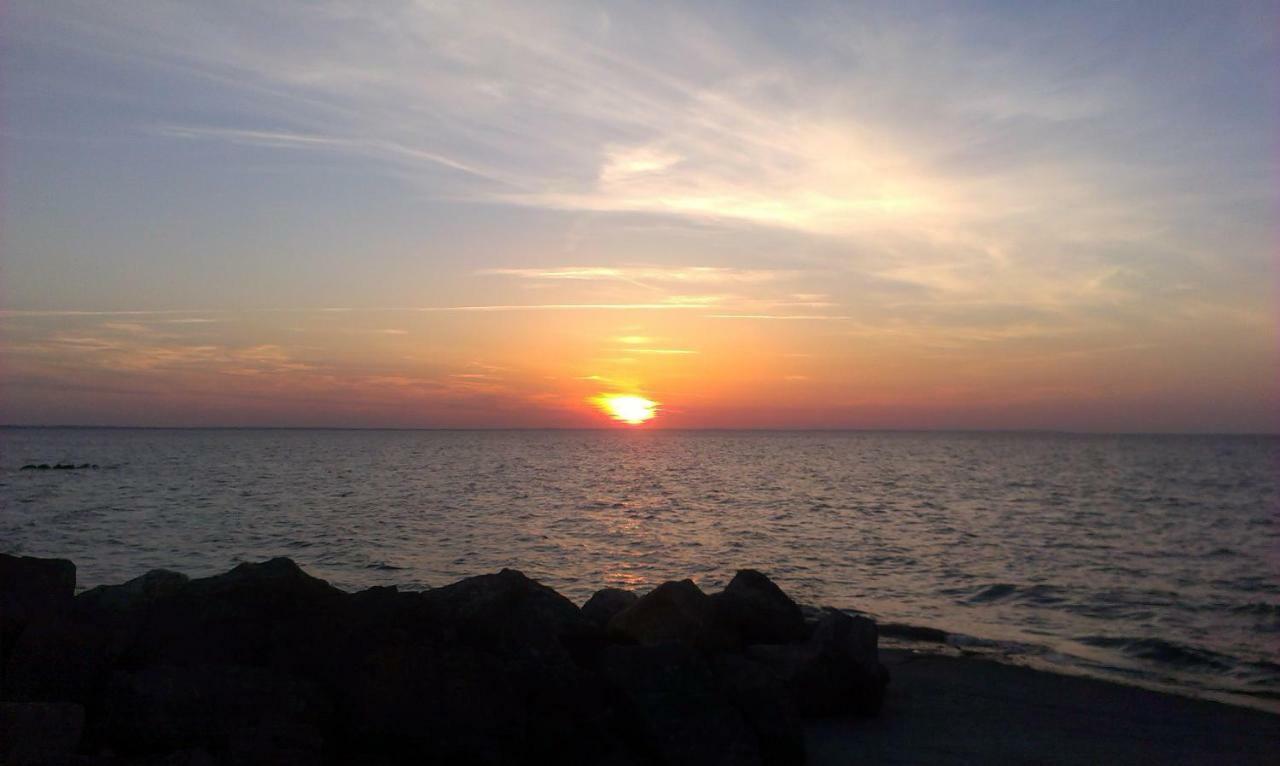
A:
0,554,75,677
597,643,762,766
79,569,189,613
423,568,596,658
0,701,84,765
9,569,198,709
330,570,617,764
0,555,889,764
712,653,806,766
748,609,888,717
712,570,807,644
126,557,347,671
609,579,740,651
338,638,531,763
582,587,639,628
5,571,187,705
95,662,330,762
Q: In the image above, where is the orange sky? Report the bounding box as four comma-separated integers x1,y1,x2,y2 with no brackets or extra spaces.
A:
2,2,1277,432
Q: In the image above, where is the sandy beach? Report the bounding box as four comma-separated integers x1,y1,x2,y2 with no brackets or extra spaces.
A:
808,648,1279,765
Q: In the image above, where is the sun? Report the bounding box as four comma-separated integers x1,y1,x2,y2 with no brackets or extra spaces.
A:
594,394,659,425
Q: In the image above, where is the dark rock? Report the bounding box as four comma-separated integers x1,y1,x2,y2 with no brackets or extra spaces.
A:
92,662,328,762
711,570,807,644
0,554,76,676
608,580,739,652
5,616,112,705
337,640,530,764
423,569,617,761
423,568,596,658
597,643,761,766
332,569,616,765
582,588,639,628
0,701,84,765
123,557,347,671
0,557,885,763
711,654,805,766
78,569,189,613
747,609,888,718
158,749,218,766
5,570,188,705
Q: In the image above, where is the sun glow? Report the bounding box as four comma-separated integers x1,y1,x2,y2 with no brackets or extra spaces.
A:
594,394,659,425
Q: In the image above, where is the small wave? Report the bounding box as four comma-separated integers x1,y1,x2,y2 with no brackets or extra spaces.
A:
1230,601,1280,617
967,583,1018,602
1076,636,1235,672
962,582,1067,606
880,622,949,643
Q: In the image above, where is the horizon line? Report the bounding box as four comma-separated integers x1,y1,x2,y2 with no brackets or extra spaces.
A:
2,424,1276,438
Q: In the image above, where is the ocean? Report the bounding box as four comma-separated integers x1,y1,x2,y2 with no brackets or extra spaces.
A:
2,427,1276,711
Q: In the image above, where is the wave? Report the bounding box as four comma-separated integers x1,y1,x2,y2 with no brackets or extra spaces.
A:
1076,635,1236,672
958,582,1068,606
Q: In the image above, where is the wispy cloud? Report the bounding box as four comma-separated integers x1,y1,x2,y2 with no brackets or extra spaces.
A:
479,266,787,285
709,314,851,321
0,303,714,318
152,124,504,184
4,1,1276,429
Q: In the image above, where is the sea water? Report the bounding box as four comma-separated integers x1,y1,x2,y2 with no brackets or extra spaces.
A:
2,427,1276,710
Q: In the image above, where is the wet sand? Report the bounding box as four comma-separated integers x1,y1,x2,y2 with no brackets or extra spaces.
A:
807,648,1279,765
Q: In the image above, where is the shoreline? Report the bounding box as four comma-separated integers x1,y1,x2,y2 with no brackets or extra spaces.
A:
808,647,1278,765
875,624,1280,716
2,554,1275,764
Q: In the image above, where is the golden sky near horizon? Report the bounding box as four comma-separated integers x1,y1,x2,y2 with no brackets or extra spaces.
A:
1,1,1276,431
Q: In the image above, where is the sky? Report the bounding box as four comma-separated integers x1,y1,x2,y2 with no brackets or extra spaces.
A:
1,0,1276,431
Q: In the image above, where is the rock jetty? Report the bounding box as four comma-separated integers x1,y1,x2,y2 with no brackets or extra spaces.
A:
0,554,887,765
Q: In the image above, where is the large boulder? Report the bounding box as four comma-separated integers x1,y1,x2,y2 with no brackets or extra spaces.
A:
91,662,329,763
333,569,617,765
78,568,189,613
747,609,888,718
711,570,807,645
596,643,761,766
0,555,75,671
711,654,805,766
608,580,739,652
422,568,596,660
582,588,639,629
336,640,531,764
123,557,348,671
5,569,189,705
0,701,84,765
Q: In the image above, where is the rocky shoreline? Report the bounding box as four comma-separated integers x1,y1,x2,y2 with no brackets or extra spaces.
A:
1,554,887,765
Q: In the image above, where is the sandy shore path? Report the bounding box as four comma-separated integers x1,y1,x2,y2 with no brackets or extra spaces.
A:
807,649,1279,765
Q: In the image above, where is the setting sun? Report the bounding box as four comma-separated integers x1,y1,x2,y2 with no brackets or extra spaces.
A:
594,394,659,425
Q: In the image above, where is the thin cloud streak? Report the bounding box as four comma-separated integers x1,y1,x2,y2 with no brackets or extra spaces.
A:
480,266,788,284
0,304,715,319
152,125,509,185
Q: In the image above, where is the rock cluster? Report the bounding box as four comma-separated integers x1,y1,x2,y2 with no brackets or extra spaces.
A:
0,554,888,765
